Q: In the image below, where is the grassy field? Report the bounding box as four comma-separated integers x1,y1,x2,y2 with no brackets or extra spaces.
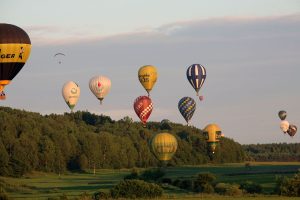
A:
1,162,300,199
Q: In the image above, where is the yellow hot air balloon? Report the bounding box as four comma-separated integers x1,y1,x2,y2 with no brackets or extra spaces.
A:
151,132,178,161
0,24,31,100
203,124,222,154
62,81,80,112
138,65,157,96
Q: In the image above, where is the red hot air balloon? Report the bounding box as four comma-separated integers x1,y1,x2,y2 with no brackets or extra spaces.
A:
134,96,153,127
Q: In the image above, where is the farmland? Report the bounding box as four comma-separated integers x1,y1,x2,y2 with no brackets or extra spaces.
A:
1,162,300,199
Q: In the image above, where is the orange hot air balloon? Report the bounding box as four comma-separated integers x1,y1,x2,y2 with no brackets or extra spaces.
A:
134,96,153,127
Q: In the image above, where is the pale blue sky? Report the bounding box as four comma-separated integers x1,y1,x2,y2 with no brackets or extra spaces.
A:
1,1,300,144
2,0,300,38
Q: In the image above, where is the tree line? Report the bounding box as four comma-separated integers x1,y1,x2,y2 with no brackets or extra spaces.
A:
243,143,300,162
0,106,245,177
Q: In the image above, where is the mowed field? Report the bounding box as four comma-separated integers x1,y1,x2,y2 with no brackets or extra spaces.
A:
1,162,300,200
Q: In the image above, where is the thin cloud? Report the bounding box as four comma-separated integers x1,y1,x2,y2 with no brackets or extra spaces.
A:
25,14,300,46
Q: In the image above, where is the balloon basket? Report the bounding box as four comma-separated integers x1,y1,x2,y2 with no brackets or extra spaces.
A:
0,92,6,100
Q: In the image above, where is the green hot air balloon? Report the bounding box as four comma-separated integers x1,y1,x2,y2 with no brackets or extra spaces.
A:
151,132,178,162
278,110,287,120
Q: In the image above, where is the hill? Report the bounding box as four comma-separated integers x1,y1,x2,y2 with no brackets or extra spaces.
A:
0,106,244,177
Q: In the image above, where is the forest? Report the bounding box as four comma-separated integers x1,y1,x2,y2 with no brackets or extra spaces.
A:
243,143,300,162
0,106,299,178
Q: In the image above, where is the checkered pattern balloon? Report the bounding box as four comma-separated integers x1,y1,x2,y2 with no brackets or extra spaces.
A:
134,96,153,126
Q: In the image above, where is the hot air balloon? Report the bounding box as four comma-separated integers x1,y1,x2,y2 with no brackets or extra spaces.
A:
199,96,204,101
178,97,196,125
186,64,206,97
278,110,287,120
151,132,178,161
287,124,297,137
54,53,65,64
0,23,31,100
203,124,222,154
138,65,157,96
134,96,153,127
89,76,111,104
160,119,172,130
280,120,289,133
62,81,80,112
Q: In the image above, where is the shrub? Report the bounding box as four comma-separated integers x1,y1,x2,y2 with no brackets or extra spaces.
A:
275,171,300,196
92,191,110,200
140,168,165,182
240,181,262,194
215,183,242,196
161,178,172,184
124,168,139,180
179,180,194,191
0,187,8,200
110,179,163,199
193,173,216,193
78,192,91,200
202,183,214,194
172,179,181,187
0,193,8,200
196,173,216,184
59,193,69,200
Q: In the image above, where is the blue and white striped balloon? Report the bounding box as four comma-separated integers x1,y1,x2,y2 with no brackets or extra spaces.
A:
186,64,206,96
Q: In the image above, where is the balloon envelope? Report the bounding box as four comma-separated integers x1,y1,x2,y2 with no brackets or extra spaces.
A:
278,110,287,120
203,124,222,154
138,65,157,96
151,132,178,161
280,120,289,133
160,119,172,130
62,81,80,112
178,97,196,125
186,64,206,96
0,23,31,100
134,96,153,126
287,124,297,137
89,76,111,104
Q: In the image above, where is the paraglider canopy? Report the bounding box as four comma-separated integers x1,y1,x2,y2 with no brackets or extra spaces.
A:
54,53,66,64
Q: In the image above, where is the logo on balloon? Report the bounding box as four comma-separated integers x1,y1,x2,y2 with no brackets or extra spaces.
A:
71,88,77,94
19,47,24,59
139,73,150,82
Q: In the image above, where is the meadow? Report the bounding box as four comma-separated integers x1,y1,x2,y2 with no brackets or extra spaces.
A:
1,162,300,199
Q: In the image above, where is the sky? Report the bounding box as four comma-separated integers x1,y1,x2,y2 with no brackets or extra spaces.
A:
1,0,300,144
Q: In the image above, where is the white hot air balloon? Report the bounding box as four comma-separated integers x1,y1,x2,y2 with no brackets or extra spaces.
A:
89,75,111,104
280,120,290,133
62,81,80,112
